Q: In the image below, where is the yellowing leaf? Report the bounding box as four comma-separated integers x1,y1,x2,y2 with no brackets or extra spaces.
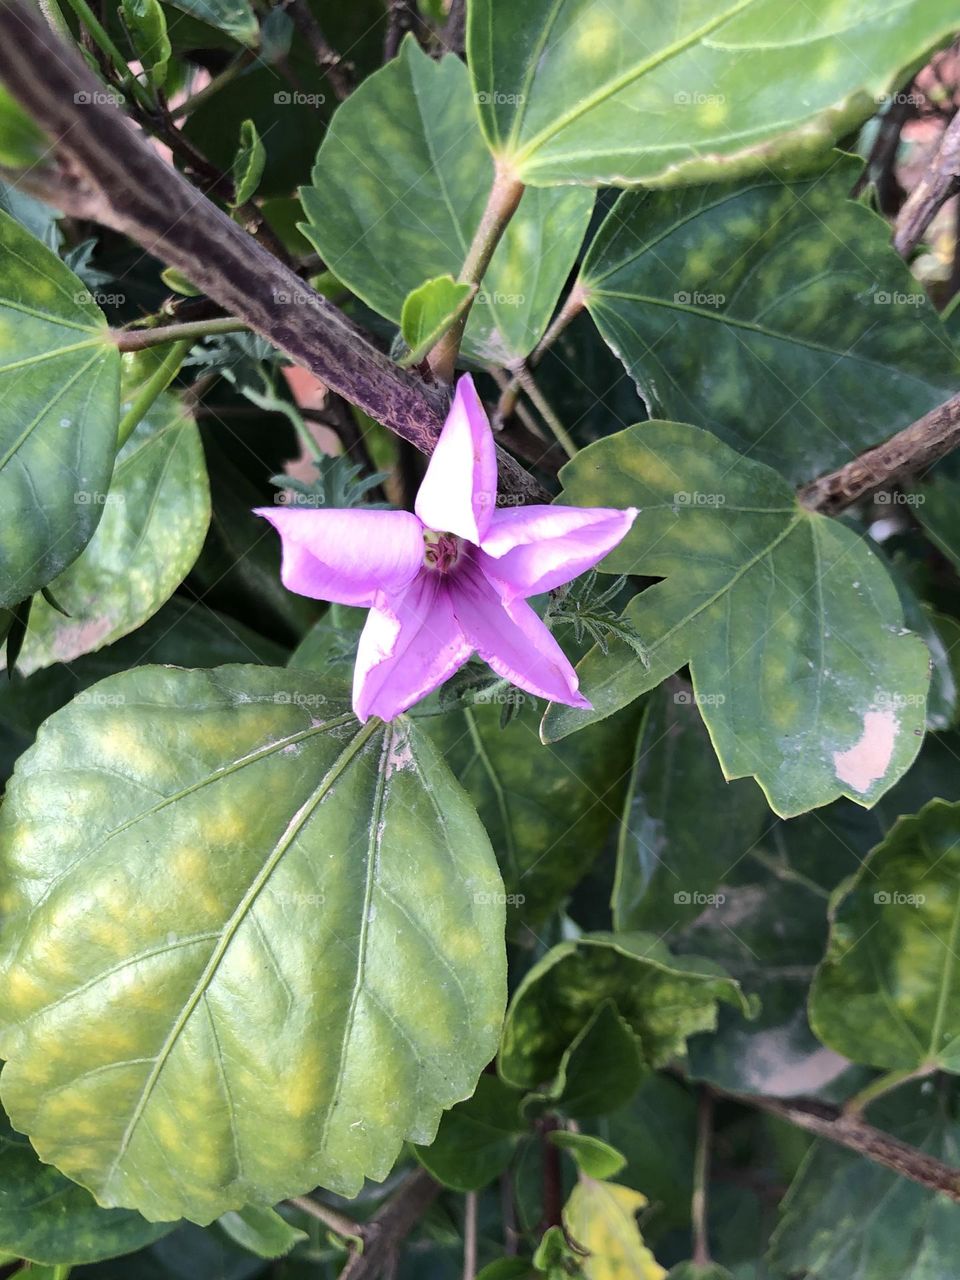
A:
563,1179,666,1280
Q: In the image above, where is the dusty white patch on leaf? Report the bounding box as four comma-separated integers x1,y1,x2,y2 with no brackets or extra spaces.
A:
833,708,898,793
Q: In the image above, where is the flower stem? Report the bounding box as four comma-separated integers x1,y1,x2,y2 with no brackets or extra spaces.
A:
116,338,191,447
427,160,525,382
514,365,577,459
692,1088,713,1267
844,1064,935,1116
113,317,248,352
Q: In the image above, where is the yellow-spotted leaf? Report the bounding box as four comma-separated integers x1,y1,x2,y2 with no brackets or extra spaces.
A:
468,0,958,187
563,1179,666,1280
0,666,506,1223
541,423,930,818
0,211,119,608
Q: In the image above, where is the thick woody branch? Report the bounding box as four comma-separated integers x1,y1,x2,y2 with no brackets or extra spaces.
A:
798,391,960,513
0,0,546,504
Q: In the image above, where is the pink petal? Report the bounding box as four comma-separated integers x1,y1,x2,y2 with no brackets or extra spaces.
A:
450,559,591,709
479,504,638,599
414,374,498,544
254,506,424,607
353,573,473,721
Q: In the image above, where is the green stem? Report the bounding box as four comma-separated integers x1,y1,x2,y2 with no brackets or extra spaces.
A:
845,1064,935,1115
116,338,191,447
515,365,577,459
37,0,69,35
59,0,155,112
496,281,589,424
170,52,254,119
691,1088,713,1267
427,160,525,382
113,317,247,352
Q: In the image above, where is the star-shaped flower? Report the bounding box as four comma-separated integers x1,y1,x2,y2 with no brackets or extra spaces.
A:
256,375,637,721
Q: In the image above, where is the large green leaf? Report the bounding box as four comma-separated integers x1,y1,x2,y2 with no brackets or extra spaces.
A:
0,1106,175,1264
0,666,506,1223
498,932,755,1087
425,696,637,924
614,682,768,932
541,423,930,818
12,392,210,674
767,1084,960,1279
579,157,958,483
0,210,120,608
467,0,957,187
299,37,594,364
810,798,960,1072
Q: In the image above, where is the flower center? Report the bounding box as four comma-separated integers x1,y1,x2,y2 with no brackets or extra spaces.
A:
423,530,462,573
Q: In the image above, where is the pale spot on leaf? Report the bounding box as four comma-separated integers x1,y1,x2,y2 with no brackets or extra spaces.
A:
833,708,898,793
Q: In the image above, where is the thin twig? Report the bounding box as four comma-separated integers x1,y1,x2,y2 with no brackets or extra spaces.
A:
462,1191,478,1280
798,391,960,513
691,1089,712,1267
288,1195,364,1241
112,317,247,351
284,0,352,100
0,0,546,505
894,108,960,256
341,1168,441,1280
514,365,577,459
383,0,426,61
496,281,589,425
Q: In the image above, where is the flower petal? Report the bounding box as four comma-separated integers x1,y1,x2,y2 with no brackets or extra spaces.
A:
353,574,473,721
479,504,638,598
254,506,424,607
415,374,498,544
450,558,590,709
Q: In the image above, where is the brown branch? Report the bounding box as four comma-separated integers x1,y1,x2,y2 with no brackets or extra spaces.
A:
798,391,960,514
383,0,427,62
0,0,545,505
735,1091,960,1202
894,108,960,257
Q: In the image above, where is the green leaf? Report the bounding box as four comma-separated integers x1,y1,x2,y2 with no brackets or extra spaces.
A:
476,1261,537,1280
915,463,960,575
541,422,930,818
587,1075,696,1236
425,697,638,924
162,0,257,45
532,1000,646,1118
0,666,506,1223
810,798,960,1072
0,210,120,609
299,37,594,363
230,119,266,207
579,157,958,483
499,932,755,1088
400,275,475,364
767,1084,960,1279
217,1206,307,1258
0,86,48,167
121,0,171,86
10,391,210,674
467,0,958,187
415,1074,524,1191
549,1131,626,1179
0,1105,175,1264
681,853,848,1098
615,682,768,932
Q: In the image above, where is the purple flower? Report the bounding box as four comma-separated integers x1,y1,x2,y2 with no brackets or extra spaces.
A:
256,375,636,722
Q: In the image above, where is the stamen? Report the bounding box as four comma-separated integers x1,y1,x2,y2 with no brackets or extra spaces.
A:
423,530,462,573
